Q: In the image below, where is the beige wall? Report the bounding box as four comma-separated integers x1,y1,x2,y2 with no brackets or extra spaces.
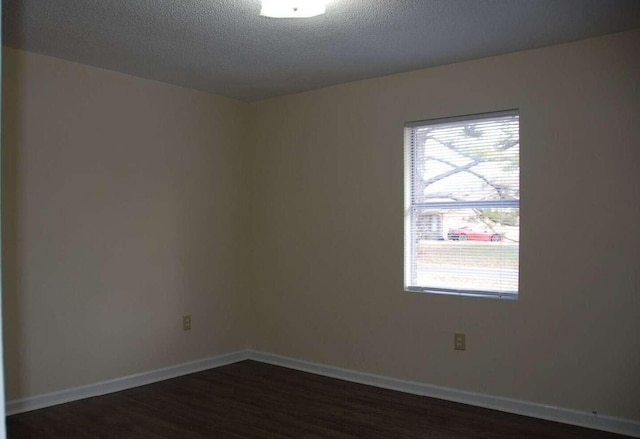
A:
2,48,250,400
2,29,639,423
249,30,640,421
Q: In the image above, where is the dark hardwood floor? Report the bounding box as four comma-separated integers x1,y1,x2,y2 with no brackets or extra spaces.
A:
7,360,633,438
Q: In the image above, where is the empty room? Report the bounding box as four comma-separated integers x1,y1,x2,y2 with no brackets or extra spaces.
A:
2,1,640,438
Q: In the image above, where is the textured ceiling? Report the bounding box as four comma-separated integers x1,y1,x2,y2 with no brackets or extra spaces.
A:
3,0,640,102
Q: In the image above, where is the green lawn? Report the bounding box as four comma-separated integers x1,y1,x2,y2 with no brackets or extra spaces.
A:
417,240,519,269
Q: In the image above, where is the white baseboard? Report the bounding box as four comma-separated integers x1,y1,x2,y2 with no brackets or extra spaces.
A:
6,349,640,438
5,350,250,416
249,350,640,438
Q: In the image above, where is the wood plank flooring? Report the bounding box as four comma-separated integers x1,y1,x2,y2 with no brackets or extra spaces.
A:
7,360,633,438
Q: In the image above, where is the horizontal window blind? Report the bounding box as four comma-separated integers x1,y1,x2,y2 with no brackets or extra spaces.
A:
405,110,520,299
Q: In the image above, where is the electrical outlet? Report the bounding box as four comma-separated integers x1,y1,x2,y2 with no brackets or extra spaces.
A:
454,333,466,351
183,315,192,331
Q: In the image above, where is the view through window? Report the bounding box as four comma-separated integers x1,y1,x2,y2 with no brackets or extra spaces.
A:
404,110,520,299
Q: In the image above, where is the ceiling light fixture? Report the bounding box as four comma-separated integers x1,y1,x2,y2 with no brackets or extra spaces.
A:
260,0,327,18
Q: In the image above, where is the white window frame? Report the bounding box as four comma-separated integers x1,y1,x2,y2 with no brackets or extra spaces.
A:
404,110,520,300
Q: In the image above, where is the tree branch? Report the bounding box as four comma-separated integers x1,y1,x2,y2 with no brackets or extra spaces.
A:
424,156,511,199
421,159,480,186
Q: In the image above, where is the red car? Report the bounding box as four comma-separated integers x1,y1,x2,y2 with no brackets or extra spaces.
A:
447,226,503,242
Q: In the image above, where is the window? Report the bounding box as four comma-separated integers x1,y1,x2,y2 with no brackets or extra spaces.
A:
404,110,520,299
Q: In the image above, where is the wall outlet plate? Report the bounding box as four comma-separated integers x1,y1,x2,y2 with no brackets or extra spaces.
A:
454,333,466,351
183,315,192,331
